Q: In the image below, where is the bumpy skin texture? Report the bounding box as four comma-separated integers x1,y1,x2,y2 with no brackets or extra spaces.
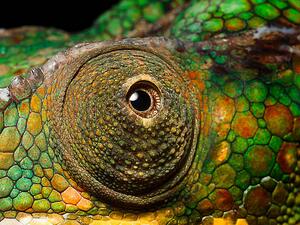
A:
0,1,300,225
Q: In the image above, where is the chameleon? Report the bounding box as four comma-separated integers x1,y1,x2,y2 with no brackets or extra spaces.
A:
0,0,299,225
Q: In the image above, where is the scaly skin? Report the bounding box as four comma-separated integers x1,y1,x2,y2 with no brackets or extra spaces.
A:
0,1,299,225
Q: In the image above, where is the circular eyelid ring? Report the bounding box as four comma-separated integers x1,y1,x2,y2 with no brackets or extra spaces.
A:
124,76,162,119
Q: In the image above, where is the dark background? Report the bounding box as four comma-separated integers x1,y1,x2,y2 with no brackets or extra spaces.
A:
0,1,119,32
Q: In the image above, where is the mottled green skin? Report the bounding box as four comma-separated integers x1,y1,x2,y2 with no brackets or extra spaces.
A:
0,0,300,225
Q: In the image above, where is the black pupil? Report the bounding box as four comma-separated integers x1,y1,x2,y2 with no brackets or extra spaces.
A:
130,90,152,112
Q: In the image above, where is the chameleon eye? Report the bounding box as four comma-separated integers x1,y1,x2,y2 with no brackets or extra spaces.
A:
43,40,200,209
127,81,161,118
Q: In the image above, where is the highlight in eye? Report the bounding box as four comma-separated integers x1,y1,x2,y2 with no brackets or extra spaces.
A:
126,81,161,118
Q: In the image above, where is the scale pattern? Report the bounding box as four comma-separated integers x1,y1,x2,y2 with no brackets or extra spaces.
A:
0,0,299,225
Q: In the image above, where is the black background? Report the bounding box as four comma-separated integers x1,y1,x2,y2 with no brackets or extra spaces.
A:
0,1,119,32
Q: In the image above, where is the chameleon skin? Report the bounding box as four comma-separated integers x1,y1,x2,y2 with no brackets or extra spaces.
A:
0,1,299,225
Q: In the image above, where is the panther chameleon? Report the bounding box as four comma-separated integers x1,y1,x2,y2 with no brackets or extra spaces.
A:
0,0,299,225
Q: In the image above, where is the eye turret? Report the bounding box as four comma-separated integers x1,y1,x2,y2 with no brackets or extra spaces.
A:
44,40,200,209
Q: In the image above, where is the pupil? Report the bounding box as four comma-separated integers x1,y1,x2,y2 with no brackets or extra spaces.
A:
130,90,151,112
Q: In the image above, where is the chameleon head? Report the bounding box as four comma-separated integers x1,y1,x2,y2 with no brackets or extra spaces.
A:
43,38,200,209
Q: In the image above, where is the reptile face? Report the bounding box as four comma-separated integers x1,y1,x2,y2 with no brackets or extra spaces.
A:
1,1,300,225
45,42,199,209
